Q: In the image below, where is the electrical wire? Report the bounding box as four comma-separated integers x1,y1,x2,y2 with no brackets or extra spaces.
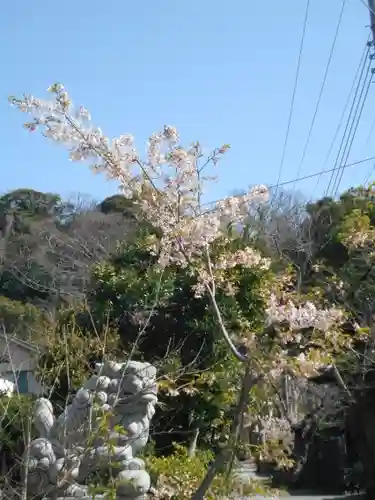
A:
325,53,369,196
333,68,373,195
359,0,375,16
275,0,311,191
292,0,347,192
325,43,372,196
204,1,375,211
331,62,373,196
310,36,371,197
202,154,375,211
275,155,375,190
351,1,375,187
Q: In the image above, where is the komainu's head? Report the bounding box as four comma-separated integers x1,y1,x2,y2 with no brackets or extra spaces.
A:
94,360,158,415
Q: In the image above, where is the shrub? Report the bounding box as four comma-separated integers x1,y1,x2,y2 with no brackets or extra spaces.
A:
36,309,121,408
145,444,277,499
0,296,47,341
0,394,35,486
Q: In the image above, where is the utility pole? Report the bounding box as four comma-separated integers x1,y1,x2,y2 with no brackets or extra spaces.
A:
366,0,375,84
368,0,375,44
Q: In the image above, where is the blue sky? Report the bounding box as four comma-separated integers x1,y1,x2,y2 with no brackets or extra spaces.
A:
1,0,374,205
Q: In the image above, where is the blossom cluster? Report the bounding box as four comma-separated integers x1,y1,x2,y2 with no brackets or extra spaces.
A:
267,348,332,379
342,229,375,249
10,83,351,379
265,294,344,332
9,84,269,294
264,293,343,377
192,246,271,297
215,184,269,221
216,246,270,271
294,352,330,377
259,416,292,437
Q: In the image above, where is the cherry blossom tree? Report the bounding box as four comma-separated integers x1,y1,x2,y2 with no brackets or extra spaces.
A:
9,84,350,498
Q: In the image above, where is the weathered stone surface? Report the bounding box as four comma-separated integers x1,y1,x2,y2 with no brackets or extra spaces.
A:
23,360,157,500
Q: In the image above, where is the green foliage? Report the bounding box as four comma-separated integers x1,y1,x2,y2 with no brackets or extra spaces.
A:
86,229,273,452
89,231,175,330
89,229,271,355
0,394,35,445
0,296,48,340
0,264,52,304
145,444,276,499
0,394,35,478
0,188,64,222
99,194,136,217
300,184,375,326
4,182,375,494
36,309,121,407
0,188,67,304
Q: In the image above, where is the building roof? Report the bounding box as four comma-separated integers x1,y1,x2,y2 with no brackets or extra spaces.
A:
0,333,42,355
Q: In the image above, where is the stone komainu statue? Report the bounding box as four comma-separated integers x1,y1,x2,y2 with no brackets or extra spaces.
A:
24,360,158,500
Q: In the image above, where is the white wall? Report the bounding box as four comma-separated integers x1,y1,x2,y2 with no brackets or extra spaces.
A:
0,337,37,369
0,337,43,395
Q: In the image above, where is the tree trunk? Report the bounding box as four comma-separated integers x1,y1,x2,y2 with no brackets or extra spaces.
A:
188,427,200,458
0,213,14,266
191,362,257,500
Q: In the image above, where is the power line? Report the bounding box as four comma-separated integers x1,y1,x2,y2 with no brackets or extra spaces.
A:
276,155,375,190
203,155,375,210
356,1,375,188
359,0,372,12
364,0,375,147
332,64,373,196
324,0,375,196
275,0,311,190
271,155,375,190
325,43,372,196
322,39,370,169
310,37,370,198
293,0,347,191
326,51,370,195
204,1,375,212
